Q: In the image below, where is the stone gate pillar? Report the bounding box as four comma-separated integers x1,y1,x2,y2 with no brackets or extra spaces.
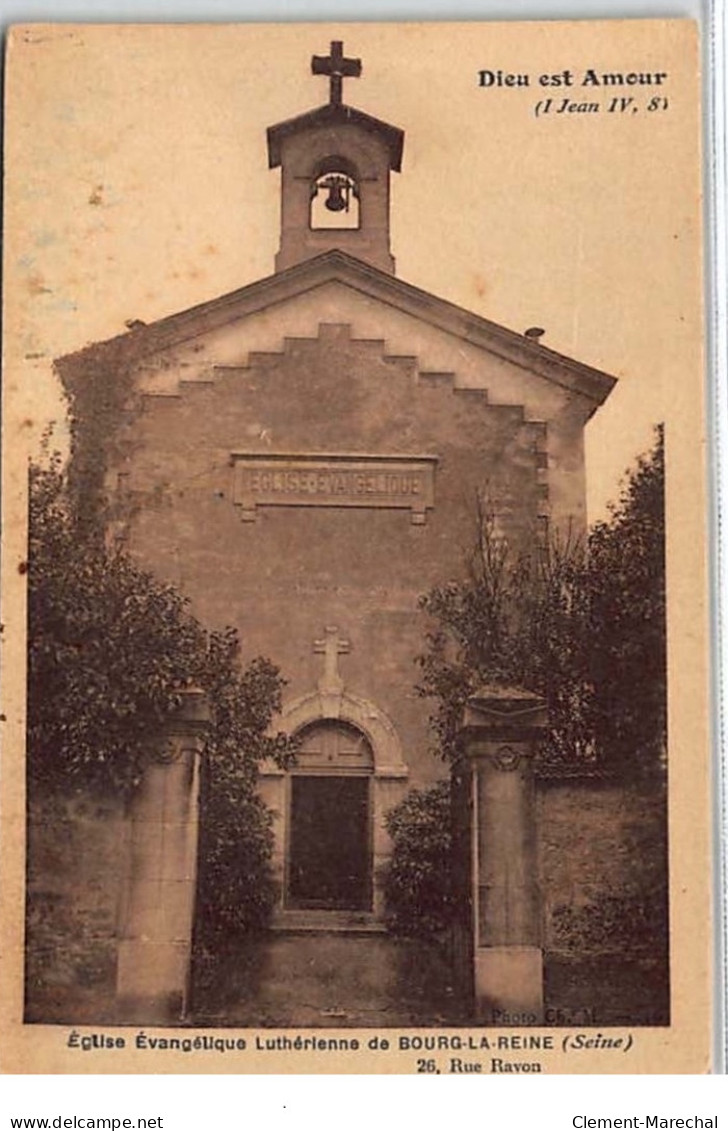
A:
117,687,210,1023
460,685,547,1025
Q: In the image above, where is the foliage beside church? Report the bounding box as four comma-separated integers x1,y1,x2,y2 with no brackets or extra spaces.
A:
416,426,666,781
385,428,667,983
382,781,455,939
25,455,296,1017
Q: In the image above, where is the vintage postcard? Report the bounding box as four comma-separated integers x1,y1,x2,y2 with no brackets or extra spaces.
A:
0,19,713,1074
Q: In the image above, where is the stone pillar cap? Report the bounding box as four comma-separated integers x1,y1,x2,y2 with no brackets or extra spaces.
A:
462,684,548,733
170,686,212,728
470,684,545,707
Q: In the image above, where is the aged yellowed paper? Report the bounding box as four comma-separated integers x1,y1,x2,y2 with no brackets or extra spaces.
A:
0,20,711,1074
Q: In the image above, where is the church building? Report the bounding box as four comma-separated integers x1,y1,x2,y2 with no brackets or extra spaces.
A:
55,41,615,935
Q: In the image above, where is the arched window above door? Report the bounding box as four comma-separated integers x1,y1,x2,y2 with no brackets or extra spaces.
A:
294,719,373,772
274,686,408,780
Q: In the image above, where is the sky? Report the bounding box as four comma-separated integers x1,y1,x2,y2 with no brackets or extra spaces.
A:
4,20,703,520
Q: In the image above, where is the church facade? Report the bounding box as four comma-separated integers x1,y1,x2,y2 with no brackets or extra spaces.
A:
56,41,615,930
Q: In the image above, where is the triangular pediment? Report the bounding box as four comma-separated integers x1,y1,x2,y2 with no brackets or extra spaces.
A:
56,250,616,413
267,103,404,171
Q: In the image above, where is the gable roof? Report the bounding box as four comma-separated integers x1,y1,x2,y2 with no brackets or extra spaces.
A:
56,249,616,413
267,102,404,171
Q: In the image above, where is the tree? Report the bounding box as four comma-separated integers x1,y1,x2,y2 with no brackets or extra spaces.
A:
417,426,666,778
27,454,294,937
588,425,666,777
417,499,593,769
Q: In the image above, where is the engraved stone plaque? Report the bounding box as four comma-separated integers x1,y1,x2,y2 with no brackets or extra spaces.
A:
231,452,437,524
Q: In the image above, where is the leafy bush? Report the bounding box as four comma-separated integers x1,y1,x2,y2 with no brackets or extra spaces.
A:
589,425,666,777
383,781,456,938
27,455,295,940
418,509,593,769
417,427,666,779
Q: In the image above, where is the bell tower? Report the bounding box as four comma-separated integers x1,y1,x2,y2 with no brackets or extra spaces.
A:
267,41,404,274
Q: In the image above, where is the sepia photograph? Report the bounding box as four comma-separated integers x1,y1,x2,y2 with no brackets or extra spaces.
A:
0,19,712,1072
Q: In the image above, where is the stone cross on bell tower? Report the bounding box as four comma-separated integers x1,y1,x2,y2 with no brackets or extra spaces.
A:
311,41,362,106
267,41,404,274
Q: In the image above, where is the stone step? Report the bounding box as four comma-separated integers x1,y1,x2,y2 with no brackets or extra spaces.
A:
271,909,387,935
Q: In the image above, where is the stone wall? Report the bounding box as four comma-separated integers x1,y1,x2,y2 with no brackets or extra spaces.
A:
25,789,126,1024
537,778,669,1026
24,774,670,1025
538,778,668,955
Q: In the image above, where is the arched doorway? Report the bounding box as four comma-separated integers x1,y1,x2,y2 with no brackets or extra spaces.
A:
287,720,373,911
259,680,409,922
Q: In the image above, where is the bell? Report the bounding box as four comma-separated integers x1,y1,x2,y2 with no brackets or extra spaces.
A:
325,179,348,212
